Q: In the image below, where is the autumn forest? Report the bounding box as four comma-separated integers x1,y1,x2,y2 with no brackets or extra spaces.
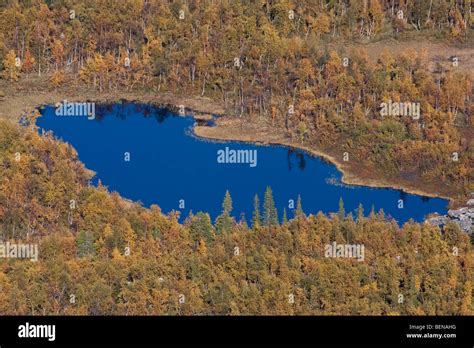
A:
0,0,473,316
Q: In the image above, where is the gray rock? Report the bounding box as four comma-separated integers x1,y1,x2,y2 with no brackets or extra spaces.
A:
425,205,473,234
426,215,448,226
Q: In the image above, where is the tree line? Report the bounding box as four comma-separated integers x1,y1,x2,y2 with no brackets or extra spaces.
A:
0,118,472,315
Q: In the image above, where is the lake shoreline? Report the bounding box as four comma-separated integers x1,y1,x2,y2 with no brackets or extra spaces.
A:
193,120,453,202
0,81,225,123
0,81,456,204
36,103,450,224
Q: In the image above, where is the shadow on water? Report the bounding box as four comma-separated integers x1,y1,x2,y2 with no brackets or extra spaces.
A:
94,103,171,124
287,149,307,171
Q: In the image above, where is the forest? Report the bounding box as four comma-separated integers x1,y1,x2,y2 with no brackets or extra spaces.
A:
0,118,472,315
0,0,472,315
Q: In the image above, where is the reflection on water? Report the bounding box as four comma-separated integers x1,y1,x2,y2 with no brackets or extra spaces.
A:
287,149,306,171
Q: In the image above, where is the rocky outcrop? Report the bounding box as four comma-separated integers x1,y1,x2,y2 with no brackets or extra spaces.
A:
426,200,474,233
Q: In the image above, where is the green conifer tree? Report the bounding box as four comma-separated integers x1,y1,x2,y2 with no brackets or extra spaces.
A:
295,194,304,218
338,197,345,221
282,207,288,224
263,186,278,226
216,190,234,233
76,231,96,257
190,212,214,244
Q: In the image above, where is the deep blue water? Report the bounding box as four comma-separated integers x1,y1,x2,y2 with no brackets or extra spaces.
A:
37,103,448,224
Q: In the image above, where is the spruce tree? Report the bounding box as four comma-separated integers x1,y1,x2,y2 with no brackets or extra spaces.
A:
338,197,345,221
76,231,95,258
263,186,278,226
357,203,364,222
295,194,304,218
216,190,234,233
222,190,233,214
282,208,288,224
190,212,213,244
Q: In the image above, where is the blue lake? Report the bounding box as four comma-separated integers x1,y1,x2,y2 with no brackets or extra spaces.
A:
37,103,448,224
